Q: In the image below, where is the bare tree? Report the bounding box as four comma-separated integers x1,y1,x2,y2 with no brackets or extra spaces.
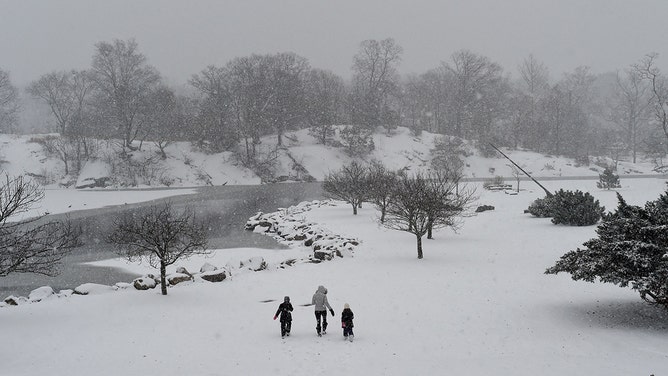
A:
27,70,97,173
27,70,95,136
305,69,346,145
508,164,523,193
607,69,650,163
424,169,473,239
225,55,272,162
399,69,450,135
141,86,194,158
515,55,550,150
108,202,209,295
266,52,310,146
383,171,475,259
519,55,550,97
366,160,398,223
634,53,668,149
444,50,505,140
322,161,369,215
351,38,403,130
91,39,161,151
0,175,81,277
190,65,238,152
0,69,20,133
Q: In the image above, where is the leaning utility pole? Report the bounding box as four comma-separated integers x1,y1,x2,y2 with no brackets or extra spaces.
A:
489,143,553,197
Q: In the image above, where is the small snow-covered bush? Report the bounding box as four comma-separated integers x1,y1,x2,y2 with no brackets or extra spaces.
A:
550,189,604,226
339,125,374,157
526,196,555,218
597,167,621,190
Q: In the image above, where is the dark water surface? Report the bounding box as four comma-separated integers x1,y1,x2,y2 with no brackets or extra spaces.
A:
0,183,324,298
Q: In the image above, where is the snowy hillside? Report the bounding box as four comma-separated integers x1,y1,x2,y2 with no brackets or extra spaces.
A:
0,127,662,189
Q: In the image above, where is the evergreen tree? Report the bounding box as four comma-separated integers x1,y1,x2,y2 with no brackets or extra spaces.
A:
596,167,621,190
546,191,668,310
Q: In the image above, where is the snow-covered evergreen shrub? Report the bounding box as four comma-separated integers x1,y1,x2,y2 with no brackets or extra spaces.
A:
339,125,374,157
546,191,668,310
596,167,621,190
526,196,555,218
550,189,604,226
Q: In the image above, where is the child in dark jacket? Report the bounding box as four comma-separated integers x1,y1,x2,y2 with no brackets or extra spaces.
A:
341,303,354,342
274,296,294,338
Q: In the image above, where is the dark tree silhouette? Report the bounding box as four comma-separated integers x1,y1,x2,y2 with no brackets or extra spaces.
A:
597,167,621,190
108,202,209,295
383,171,475,259
366,160,399,223
323,160,369,215
0,175,81,277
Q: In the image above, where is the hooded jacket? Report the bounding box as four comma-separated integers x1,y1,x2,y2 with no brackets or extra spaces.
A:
311,285,332,312
275,297,293,322
341,308,354,328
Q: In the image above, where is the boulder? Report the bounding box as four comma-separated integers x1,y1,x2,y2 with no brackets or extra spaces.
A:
168,273,193,286
4,295,24,306
57,289,74,298
475,205,495,213
114,283,133,290
240,257,267,271
175,266,192,277
200,269,227,283
74,283,116,295
133,277,158,291
200,262,218,273
314,250,334,261
28,286,56,302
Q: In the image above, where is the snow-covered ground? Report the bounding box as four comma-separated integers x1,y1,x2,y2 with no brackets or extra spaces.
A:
1,176,667,375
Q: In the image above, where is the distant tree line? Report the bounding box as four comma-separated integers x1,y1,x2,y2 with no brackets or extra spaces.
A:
1,38,668,174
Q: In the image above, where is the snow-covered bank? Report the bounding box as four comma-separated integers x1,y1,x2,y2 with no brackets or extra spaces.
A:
2,127,664,191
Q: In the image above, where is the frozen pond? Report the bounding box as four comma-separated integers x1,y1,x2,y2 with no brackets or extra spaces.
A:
0,183,324,298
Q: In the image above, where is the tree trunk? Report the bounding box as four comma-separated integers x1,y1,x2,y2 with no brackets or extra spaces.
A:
160,261,168,295
351,202,358,215
416,234,423,259
427,219,433,239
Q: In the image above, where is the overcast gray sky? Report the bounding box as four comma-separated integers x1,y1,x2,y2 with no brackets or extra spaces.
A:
1,0,667,86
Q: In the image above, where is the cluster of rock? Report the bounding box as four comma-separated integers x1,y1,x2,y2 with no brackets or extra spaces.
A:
245,200,360,263
1,261,237,307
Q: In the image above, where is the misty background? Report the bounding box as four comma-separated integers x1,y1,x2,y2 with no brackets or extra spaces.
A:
2,0,667,85
1,0,668,175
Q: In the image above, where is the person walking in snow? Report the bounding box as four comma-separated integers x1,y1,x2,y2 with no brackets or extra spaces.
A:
341,303,354,342
311,285,334,336
274,296,293,338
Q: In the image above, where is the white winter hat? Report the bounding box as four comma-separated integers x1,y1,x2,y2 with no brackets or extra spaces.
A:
344,303,350,309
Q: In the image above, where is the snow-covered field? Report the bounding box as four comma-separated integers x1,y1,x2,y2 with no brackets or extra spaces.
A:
1,177,667,376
